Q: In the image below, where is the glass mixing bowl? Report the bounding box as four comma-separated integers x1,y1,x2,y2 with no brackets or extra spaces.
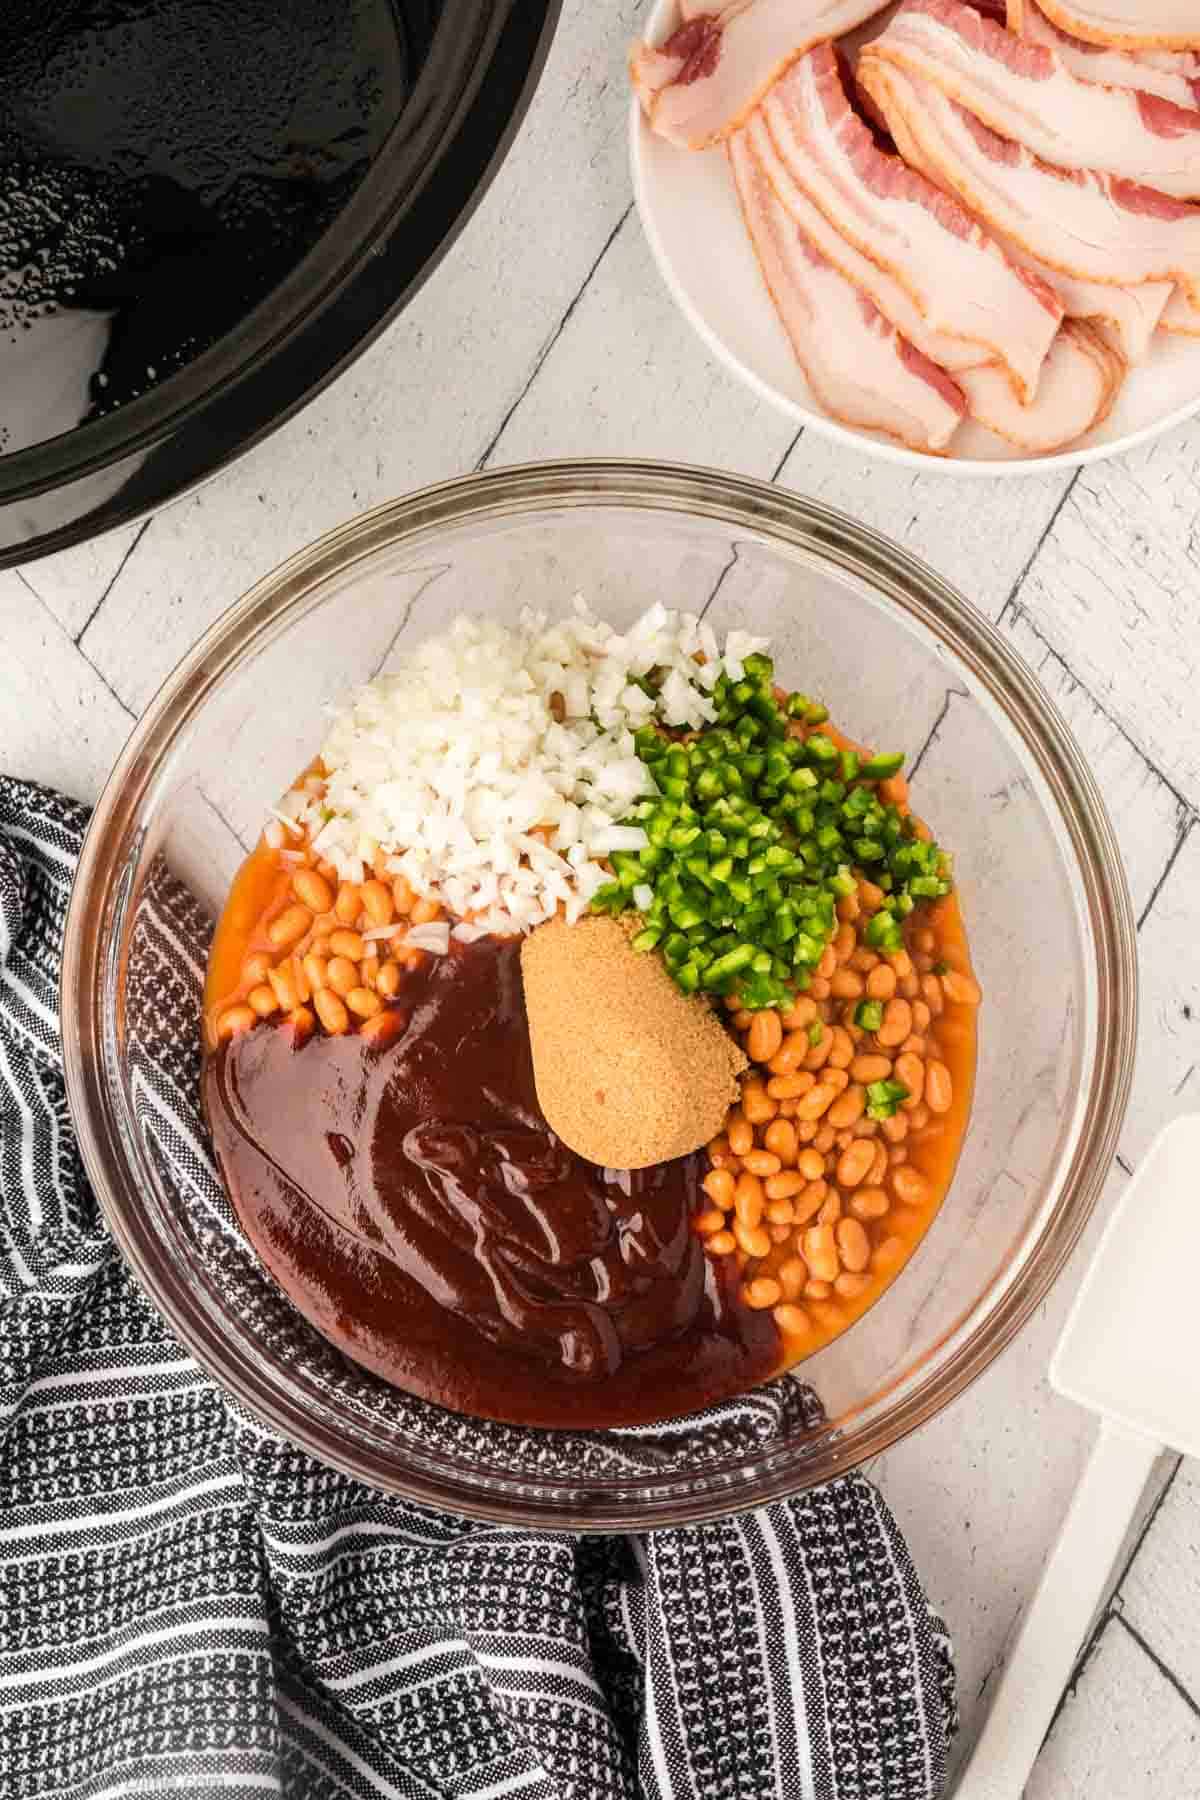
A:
61,460,1137,1528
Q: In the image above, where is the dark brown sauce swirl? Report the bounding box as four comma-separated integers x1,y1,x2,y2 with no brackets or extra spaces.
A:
202,936,779,1427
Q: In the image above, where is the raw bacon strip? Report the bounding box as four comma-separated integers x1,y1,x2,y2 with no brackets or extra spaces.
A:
870,0,1200,199
958,320,1123,451
727,131,967,452
1015,2,1200,108
629,0,891,148
1021,1,1200,54
739,112,985,369
857,56,1200,304
1007,257,1171,364
760,46,1062,399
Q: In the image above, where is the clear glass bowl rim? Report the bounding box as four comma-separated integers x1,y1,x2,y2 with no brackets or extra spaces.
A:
60,458,1138,1527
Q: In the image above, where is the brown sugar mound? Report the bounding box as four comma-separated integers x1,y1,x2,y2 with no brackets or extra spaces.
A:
520,914,748,1170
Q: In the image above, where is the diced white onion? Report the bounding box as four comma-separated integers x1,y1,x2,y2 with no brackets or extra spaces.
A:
632,883,654,912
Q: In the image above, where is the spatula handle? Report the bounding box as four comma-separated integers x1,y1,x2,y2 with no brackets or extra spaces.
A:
955,1419,1160,1800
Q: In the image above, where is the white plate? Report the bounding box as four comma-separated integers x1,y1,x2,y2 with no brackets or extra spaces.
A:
629,0,1200,476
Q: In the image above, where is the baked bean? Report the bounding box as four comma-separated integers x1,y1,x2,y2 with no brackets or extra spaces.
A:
302,953,329,993
293,869,333,914
816,943,837,980
743,1277,782,1310
942,969,982,1005
795,1119,818,1143
898,1034,926,1058
694,1209,727,1236
268,963,300,1013
835,1271,870,1299
833,921,856,964
387,875,413,915
909,1102,930,1130
833,1136,873,1188
247,984,278,1018
768,1223,793,1244
773,1303,810,1336
747,1009,783,1064
899,972,920,999
892,1165,931,1206
850,1187,889,1220
291,957,312,1004
868,1141,889,1186
742,1150,781,1178
708,1230,737,1256
376,960,402,999
912,999,931,1031
764,1171,806,1201
889,948,914,980
851,1054,892,1083
827,1084,865,1130
813,1125,836,1154
763,1118,798,1164
727,1112,754,1156
823,1069,850,1098
858,878,884,912
410,896,442,926
921,973,944,1016
889,1145,908,1165
732,1009,754,1032
837,891,861,924
766,1073,813,1101
817,1191,842,1226
288,1004,315,1039
765,1199,795,1225
914,927,935,953
346,986,382,1020
313,988,349,1035
734,1174,765,1229
803,1226,839,1283
879,773,908,807
734,1220,771,1259
778,1258,807,1300
865,962,897,1000
804,1280,833,1300
803,1026,834,1071
797,1147,825,1182
334,884,361,925
873,1235,906,1273
836,1217,870,1272
914,951,934,975
894,1052,925,1108
925,1061,953,1114
792,1182,828,1225
880,1111,909,1144
780,996,817,1031
809,976,831,1001
795,1082,837,1121
876,997,913,1047
326,956,358,997
768,1030,811,1074
830,967,863,1000
827,1027,854,1070
703,1168,736,1209
268,904,312,949
329,929,366,961
354,881,390,928
242,952,271,986
742,1081,778,1124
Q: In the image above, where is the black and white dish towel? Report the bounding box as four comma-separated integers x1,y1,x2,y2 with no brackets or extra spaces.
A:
0,773,956,1800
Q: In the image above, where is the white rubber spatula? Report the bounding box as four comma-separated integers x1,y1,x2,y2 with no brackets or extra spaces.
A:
956,1114,1200,1800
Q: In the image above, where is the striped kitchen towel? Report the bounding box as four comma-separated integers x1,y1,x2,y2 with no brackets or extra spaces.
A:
0,774,956,1800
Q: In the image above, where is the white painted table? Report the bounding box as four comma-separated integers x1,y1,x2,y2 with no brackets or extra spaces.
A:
2,5,1198,1791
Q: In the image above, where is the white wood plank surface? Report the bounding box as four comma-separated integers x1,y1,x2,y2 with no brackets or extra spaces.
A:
2,0,1199,1787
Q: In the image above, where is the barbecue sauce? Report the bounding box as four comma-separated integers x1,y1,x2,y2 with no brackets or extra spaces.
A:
203,935,780,1428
